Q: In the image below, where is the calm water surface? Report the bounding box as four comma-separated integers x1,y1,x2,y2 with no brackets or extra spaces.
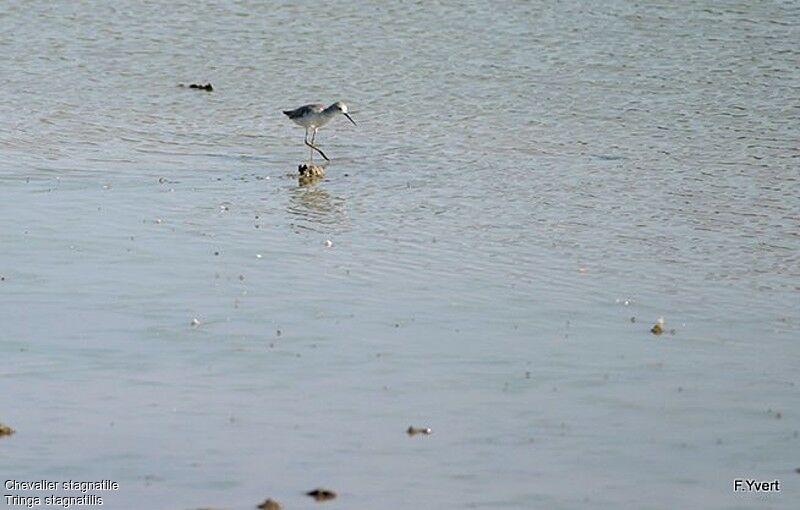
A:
1,1,799,509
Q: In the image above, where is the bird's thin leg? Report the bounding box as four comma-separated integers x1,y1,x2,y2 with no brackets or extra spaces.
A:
305,140,330,162
304,128,313,162
310,129,319,162
304,129,330,162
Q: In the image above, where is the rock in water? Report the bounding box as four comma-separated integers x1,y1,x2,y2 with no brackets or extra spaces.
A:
298,163,326,178
257,498,282,510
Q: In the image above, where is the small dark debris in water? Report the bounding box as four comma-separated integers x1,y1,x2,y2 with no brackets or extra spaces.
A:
0,276,5,281
651,318,664,335
766,409,782,419
630,316,636,323
524,371,531,379
407,425,432,436
0,423,15,437
276,329,282,337
214,251,220,256
257,498,282,510
306,488,336,502
178,82,214,92
795,467,800,474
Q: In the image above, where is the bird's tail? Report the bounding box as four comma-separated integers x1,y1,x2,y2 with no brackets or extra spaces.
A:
282,110,292,116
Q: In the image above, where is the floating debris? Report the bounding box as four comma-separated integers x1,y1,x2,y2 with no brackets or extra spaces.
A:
306,488,336,502
324,239,333,248
407,425,432,436
0,423,15,437
257,498,282,510
651,317,665,335
179,82,214,92
191,318,201,327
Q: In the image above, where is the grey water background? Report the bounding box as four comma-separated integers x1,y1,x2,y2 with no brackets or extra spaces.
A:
1,1,798,508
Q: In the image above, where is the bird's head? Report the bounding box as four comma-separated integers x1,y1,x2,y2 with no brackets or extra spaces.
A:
333,101,357,125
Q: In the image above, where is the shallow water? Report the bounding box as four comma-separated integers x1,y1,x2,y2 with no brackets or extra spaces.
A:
1,1,799,509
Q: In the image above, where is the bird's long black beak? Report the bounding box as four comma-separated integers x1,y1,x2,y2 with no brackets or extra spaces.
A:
344,113,357,126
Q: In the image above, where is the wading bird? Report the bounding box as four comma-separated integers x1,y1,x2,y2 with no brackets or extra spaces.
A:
283,101,356,162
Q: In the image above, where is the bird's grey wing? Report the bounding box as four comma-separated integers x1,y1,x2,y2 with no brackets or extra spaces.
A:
283,104,325,119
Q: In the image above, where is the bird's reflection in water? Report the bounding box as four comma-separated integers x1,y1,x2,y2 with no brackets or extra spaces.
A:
286,180,348,233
